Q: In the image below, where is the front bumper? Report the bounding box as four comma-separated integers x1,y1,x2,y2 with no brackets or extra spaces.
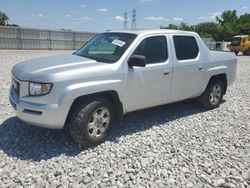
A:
9,86,71,129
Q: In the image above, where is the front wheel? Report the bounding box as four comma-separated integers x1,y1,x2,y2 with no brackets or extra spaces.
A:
68,97,116,146
198,80,225,110
243,48,250,56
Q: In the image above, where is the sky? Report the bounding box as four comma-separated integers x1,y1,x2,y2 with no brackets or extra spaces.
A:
0,0,249,32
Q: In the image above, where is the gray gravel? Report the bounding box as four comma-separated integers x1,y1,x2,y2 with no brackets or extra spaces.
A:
0,50,249,188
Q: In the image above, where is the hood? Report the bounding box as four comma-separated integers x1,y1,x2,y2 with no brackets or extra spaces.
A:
12,54,109,82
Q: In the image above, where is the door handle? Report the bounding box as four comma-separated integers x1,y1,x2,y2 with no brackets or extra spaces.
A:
198,66,203,71
163,69,170,75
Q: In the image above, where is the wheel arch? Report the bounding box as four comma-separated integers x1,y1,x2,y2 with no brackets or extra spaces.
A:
65,90,123,128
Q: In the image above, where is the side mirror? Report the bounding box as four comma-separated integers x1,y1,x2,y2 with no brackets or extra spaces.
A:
128,55,146,68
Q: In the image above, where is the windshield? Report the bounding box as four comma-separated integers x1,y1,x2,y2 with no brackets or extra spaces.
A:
75,33,137,63
231,37,241,46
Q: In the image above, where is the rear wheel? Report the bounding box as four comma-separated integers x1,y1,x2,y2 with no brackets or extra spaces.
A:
243,48,250,56
198,80,225,110
68,97,115,146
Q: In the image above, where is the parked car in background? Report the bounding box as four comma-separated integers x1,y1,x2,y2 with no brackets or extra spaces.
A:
9,30,237,146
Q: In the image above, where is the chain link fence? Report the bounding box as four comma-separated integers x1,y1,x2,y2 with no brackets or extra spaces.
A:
0,26,97,50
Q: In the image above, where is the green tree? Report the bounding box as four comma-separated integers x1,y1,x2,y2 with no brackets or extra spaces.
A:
161,10,250,41
215,10,239,41
161,24,178,30
216,10,238,25
0,12,9,26
237,14,250,31
60,29,72,31
194,22,221,40
6,24,19,27
179,22,195,31
161,23,195,31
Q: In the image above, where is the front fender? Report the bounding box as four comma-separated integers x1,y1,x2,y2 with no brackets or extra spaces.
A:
58,79,123,105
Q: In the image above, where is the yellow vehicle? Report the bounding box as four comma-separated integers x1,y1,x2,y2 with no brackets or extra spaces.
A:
228,29,250,56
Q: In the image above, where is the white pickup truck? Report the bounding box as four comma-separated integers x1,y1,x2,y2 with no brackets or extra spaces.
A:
10,30,237,146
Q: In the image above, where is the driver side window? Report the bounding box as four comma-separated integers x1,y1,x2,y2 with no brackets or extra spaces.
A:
133,36,168,64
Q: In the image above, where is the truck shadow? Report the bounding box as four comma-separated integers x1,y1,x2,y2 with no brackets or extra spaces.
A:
0,99,211,161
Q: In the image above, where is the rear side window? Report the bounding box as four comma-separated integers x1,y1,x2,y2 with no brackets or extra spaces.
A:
133,36,168,64
173,36,199,60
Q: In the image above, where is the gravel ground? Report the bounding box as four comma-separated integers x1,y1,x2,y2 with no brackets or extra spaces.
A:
0,50,249,188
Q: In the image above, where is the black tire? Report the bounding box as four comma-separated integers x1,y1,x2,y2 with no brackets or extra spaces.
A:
198,80,225,110
243,48,250,56
68,97,116,146
235,51,239,56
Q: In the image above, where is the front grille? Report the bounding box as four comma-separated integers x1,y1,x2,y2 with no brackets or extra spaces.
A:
12,76,20,96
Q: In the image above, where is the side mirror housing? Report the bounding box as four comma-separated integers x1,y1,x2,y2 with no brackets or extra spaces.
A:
128,55,146,68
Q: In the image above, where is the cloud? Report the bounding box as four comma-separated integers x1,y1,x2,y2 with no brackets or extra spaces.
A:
71,21,80,25
32,14,53,18
97,8,109,12
199,11,221,21
211,12,221,18
173,17,184,22
66,14,72,18
80,5,86,8
140,0,152,3
38,14,44,17
114,16,132,22
145,16,168,22
115,16,124,22
198,16,208,20
242,6,248,10
77,17,94,21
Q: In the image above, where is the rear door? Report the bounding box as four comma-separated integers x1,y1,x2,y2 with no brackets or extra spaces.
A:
170,35,204,101
124,35,172,112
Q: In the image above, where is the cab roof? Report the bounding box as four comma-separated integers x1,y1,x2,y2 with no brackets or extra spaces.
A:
106,29,197,36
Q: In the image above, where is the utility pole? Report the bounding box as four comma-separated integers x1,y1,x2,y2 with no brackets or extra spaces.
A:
131,8,137,30
123,11,128,30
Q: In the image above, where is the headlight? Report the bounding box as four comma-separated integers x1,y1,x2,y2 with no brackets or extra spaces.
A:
29,82,52,96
